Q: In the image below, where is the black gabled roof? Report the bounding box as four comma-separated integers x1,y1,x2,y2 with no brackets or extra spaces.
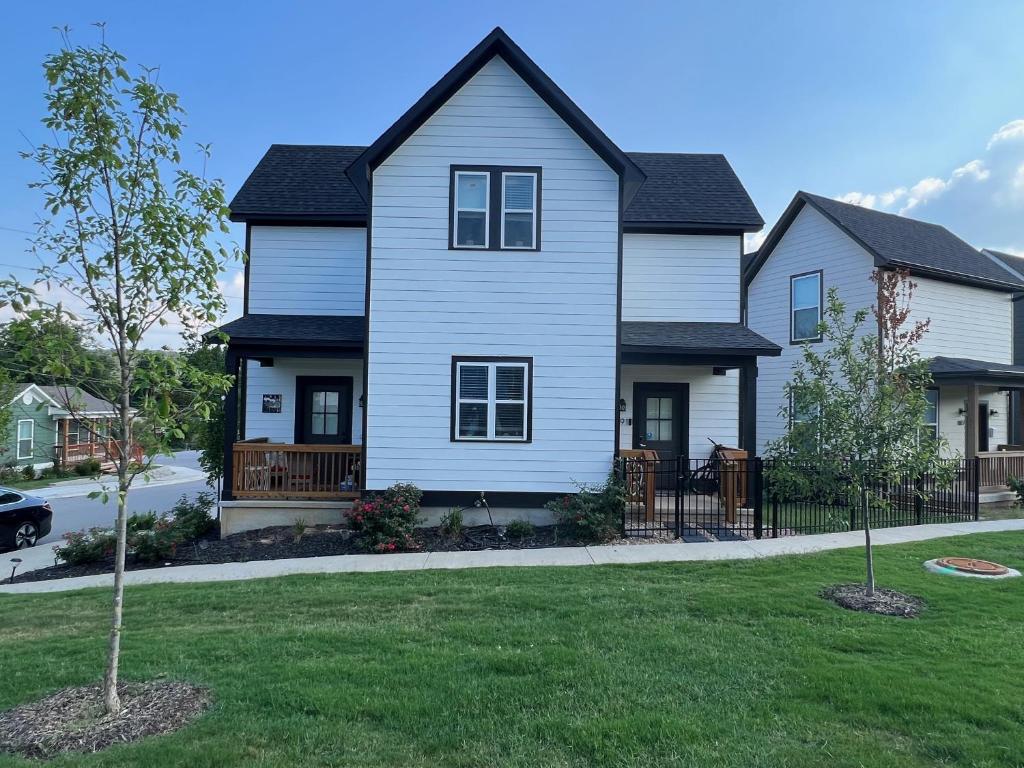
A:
230,145,762,230
983,248,1024,283
624,153,762,231
211,314,364,348
344,27,646,207
745,191,1024,292
620,321,781,356
929,356,1024,385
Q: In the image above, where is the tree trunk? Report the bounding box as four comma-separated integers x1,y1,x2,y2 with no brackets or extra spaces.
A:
862,486,875,597
102,475,128,715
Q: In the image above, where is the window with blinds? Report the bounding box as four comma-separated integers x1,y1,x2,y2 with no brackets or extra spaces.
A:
452,358,532,442
449,166,541,251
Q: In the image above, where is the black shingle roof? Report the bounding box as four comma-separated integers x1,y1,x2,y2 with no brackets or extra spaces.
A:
621,321,780,356
229,145,762,230
983,249,1024,283
212,314,364,347
929,356,1024,383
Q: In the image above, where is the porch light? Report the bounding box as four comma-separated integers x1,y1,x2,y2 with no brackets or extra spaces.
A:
618,398,627,413
990,408,999,417
359,395,366,408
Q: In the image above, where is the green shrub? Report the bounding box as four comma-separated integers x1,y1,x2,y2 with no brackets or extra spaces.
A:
127,511,158,533
129,518,180,562
20,465,36,481
73,457,102,476
505,519,535,539
344,483,422,552
169,492,215,541
546,472,625,543
439,507,464,538
55,527,117,565
1009,476,1024,506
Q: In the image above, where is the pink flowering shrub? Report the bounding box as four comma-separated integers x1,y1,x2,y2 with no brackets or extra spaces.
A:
344,482,422,552
545,472,625,543
55,527,118,565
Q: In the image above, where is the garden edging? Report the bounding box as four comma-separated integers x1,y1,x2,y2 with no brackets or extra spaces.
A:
2,518,1023,596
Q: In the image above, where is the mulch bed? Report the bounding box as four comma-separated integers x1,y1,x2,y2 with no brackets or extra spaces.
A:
0,681,210,759
8,523,587,584
821,583,926,618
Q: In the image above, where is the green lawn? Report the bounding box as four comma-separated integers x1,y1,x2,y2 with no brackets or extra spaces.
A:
1,533,1023,767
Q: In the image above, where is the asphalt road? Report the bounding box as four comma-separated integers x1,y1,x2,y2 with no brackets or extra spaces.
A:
37,451,214,547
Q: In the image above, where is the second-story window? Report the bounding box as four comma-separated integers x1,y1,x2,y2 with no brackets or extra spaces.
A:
790,270,823,343
450,166,541,251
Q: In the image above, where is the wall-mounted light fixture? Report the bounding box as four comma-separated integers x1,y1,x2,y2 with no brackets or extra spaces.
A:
618,398,627,413
358,395,366,408
990,408,999,417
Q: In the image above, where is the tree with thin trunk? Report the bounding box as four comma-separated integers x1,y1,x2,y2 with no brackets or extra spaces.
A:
766,269,955,597
0,26,236,715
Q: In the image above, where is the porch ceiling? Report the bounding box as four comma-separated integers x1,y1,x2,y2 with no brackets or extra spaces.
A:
930,356,1024,388
620,321,781,366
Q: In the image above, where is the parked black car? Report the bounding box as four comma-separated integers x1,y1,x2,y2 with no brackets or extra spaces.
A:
0,487,53,550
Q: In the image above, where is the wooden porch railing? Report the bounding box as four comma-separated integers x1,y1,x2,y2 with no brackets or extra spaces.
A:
56,440,143,467
977,450,1024,490
232,442,361,500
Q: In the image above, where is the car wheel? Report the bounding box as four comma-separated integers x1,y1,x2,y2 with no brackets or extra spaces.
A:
14,522,39,549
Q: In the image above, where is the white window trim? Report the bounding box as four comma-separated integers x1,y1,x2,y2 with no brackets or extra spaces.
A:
16,419,34,460
922,388,940,441
500,171,538,250
453,171,490,249
454,361,529,442
791,272,822,342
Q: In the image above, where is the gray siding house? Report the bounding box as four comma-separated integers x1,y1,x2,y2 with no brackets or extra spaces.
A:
215,28,779,528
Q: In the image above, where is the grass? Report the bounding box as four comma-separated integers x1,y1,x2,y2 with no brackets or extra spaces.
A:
1,532,1023,767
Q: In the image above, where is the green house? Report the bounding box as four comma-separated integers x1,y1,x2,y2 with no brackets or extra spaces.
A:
4,384,120,470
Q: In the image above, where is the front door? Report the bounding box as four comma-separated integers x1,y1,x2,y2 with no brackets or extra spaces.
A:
978,402,990,453
633,383,688,488
295,377,352,444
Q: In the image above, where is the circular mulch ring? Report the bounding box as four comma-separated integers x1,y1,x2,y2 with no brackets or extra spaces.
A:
821,583,925,618
0,681,210,759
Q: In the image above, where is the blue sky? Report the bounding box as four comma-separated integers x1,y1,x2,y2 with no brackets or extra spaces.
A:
1,0,1023,341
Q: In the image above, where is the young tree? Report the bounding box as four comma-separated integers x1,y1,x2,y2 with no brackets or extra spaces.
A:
766,270,954,597
0,27,236,714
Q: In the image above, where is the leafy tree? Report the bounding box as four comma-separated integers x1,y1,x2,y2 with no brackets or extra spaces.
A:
766,270,955,597
1,27,237,715
184,342,226,489
0,315,117,396
0,368,13,460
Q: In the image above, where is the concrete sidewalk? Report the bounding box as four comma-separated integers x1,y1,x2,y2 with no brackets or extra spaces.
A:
38,464,207,500
2,518,1023,596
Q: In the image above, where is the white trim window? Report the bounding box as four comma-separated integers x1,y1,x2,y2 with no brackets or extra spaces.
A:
16,419,34,460
454,359,530,442
453,171,490,248
791,271,822,342
922,388,939,442
501,172,537,249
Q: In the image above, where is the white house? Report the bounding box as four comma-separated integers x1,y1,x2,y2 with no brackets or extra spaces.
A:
744,191,1024,461
214,28,778,527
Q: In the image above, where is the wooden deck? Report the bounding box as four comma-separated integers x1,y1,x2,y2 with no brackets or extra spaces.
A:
231,441,361,500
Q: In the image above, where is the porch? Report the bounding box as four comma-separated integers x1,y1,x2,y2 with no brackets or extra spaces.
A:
231,440,361,500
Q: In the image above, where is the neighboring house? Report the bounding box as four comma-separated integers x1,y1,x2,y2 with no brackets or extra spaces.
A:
745,191,1024,462
4,384,121,470
214,27,779,526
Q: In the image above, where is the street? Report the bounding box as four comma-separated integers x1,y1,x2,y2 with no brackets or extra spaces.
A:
37,451,214,547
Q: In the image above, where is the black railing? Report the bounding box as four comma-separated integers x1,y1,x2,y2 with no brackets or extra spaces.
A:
616,456,979,541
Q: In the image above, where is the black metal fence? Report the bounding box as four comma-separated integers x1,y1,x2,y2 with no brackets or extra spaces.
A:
616,455,979,541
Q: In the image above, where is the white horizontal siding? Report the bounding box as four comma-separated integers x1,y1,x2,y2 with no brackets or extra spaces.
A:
622,234,741,322
244,357,363,444
746,205,877,453
907,276,1012,363
619,365,739,459
934,385,1008,457
248,227,366,316
366,55,619,493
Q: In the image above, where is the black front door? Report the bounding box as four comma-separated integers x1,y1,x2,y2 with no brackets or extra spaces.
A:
633,383,688,487
978,402,990,453
295,377,353,444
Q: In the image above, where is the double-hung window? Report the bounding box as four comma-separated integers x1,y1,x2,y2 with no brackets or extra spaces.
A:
790,270,823,343
450,166,541,251
921,389,939,442
452,358,532,442
16,420,33,460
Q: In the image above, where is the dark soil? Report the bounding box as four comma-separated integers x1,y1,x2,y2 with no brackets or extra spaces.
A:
821,583,925,618
9,523,585,584
0,681,210,759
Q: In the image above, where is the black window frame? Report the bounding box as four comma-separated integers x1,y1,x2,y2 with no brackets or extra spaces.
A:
450,356,534,443
449,166,542,252
790,269,824,344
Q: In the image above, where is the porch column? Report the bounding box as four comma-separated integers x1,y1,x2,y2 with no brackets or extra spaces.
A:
222,349,240,502
740,362,757,455
965,383,980,459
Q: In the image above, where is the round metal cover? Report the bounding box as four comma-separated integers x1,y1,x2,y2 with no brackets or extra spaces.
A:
935,557,1010,576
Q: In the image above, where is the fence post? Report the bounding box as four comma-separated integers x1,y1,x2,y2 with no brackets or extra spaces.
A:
914,474,924,525
674,455,682,539
615,457,626,536
753,457,763,539
973,455,981,521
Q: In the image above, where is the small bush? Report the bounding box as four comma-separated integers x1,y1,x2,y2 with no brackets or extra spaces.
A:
73,457,102,476
55,528,117,565
439,507,464,538
344,482,422,553
129,518,180,562
169,492,215,541
1010,476,1024,506
293,518,308,543
20,465,36,481
505,519,535,539
546,472,626,543
127,511,158,533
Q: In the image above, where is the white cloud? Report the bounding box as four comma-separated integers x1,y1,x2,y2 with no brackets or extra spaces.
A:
838,191,877,209
878,187,907,207
952,159,990,182
902,177,948,212
744,230,767,254
987,119,1024,149
1014,162,1024,190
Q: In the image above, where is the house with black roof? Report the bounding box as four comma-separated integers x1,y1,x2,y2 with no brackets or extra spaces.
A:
214,27,779,530
745,191,1024,465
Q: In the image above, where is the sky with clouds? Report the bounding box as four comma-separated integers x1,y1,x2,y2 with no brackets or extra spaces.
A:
0,0,1022,347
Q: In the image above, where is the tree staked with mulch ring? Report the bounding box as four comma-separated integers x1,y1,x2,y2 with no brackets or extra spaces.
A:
0,682,211,760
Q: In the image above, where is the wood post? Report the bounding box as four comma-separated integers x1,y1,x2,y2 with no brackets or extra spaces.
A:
222,350,240,502
966,384,980,460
